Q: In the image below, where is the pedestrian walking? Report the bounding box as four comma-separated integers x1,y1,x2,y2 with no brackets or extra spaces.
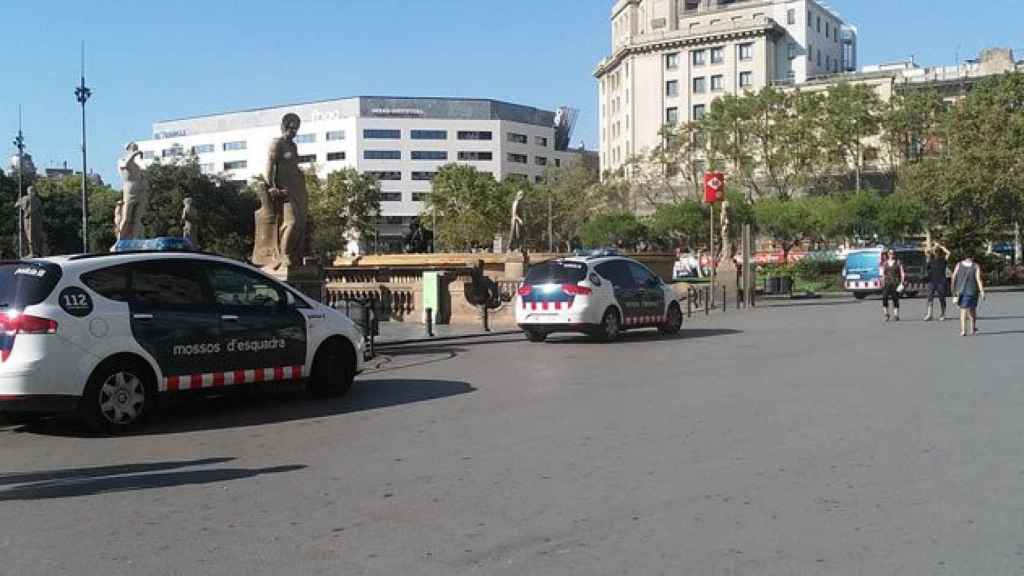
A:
952,254,986,336
881,249,905,322
924,243,951,321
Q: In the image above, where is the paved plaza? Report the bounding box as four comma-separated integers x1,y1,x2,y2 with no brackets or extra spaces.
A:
2,292,1024,575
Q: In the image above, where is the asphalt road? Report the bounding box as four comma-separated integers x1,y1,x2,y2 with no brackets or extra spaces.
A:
3,292,1024,575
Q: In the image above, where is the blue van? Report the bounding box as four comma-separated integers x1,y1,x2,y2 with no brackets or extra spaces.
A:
843,246,927,300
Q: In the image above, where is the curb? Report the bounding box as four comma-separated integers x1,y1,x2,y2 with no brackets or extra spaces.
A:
377,330,521,348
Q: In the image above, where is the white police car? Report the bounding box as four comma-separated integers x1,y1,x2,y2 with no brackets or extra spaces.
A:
0,251,365,432
516,253,683,342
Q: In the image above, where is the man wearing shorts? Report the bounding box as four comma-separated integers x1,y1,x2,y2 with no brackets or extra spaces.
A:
952,255,987,337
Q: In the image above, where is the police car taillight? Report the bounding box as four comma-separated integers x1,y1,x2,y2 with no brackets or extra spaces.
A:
0,312,58,362
561,284,592,296
517,285,533,297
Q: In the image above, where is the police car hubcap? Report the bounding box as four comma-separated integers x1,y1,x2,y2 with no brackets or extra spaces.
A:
99,372,145,424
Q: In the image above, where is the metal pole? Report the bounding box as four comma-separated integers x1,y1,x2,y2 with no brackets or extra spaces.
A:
709,203,715,305
75,43,92,254
426,307,434,338
482,304,490,333
13,108,24,259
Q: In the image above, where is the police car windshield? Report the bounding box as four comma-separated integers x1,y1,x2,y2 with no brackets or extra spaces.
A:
525,261,588,285
0,263,63,309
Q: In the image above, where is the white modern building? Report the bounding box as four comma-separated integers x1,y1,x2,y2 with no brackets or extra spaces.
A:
596,0,857,175
136,96,583,244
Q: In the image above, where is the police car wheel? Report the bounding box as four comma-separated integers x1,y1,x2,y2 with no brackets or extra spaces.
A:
854,293,867,300
309,340,355,399
81,359,156,433
596,308,621,343
659,303,683,335
524,329,547,343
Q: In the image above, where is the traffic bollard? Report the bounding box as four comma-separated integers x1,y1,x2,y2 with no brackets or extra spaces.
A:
722,286,727,311
705,287,710,316
482,305,490,333
426,307,434,337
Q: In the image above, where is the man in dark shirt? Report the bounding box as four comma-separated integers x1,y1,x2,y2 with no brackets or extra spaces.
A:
925,243,951,321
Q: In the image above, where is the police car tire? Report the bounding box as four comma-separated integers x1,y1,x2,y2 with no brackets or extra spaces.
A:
854,293,867,300
309,339,355,399
524,329,547,343
596,308,621,343
659,303,683,335
80,358,157,433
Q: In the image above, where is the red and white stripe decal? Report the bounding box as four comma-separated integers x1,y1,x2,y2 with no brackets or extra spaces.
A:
626,315,664,326
162,365,305,392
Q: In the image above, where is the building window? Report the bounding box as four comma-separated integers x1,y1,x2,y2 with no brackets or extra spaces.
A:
142,151,156,160
739,71,753,88
739,43,753,61
666,52,679,70
326,151,346,161
692,50,706,66
693,77,706,93
710,47,724,64
412,192,430,202
162,145,184,158
366,171,402,181
364,150,402,160
458,151,493,161
666,80,679,97
817,16,821,33
297,154,317,164
825,22,830,37
457,131,492,140
326,130,346,141
507,153,529,164
535,136,549,147
507,133,528,144
199,163,215,174
535,156,548,166
363,129,401,139
666,107,679,125
534,175,545,184
826,54,831,70
863,147,880,163
411,151,448,161
411,171,437,181
191,144,214,155
807,10,812,26
224,160,247,171
693,105,706,121
787,8,796,24
411,129,448,140
223,141,247,151
711,75,724,92
817,50,822,67
380,192,402,202
554,159,561,168
295,133,316,144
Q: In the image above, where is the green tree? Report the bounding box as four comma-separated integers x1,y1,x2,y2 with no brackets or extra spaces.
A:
424,164,517,251
306,168,382,257
753,197,817,263
28,175,121,255
820,82,884,191
627,122,707,206
533,162,600,251
649,200,706,248
142,160,257,259
580,213,649,250
881,88,946,167
877,193,927,244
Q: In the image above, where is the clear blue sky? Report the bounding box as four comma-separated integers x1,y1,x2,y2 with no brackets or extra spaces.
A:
1,0,1021,187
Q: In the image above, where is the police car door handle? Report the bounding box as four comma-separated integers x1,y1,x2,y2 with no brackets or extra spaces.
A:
221,315,240,322
133,313,154,321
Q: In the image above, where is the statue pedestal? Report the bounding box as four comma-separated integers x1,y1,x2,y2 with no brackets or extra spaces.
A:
266,264,325,303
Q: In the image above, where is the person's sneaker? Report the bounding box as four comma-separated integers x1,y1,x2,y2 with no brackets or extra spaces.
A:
939,316,947,322
893,312,900,322
924,314,933,322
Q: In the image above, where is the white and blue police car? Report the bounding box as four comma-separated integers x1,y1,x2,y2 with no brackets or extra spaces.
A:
0,251,365,432
515,252,684,342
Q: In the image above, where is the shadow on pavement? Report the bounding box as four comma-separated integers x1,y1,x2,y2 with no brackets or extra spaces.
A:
759,298,861,309
973,330,1024,336
545,328,742,345
0,457,235,487
0,461,304,501
15,379,475,438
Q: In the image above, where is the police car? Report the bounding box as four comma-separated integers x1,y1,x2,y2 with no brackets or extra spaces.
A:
516,253,683,342
0,251,365,432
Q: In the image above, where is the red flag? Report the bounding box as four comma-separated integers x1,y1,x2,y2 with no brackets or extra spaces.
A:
704,172,726,204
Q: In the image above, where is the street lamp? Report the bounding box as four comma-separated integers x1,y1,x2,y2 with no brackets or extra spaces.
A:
74,43,92,253
12,109,25,258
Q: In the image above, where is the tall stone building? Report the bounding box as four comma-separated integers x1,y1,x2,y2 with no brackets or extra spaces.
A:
595,0,857,175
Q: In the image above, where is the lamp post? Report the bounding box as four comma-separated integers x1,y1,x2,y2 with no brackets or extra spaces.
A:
12,109,25,258
74,44,92,253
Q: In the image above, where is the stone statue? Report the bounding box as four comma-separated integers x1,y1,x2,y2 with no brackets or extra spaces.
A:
117,142,148,241
14,186,46,257
403,216,432,253
251,178,282,268
344,228,363,258
265,113,308,268
181,197,196,247
508,190,526,253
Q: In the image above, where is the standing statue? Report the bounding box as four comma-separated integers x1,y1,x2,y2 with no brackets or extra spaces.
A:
265,113,308,268
111,200,125,251
181,197,196,247
720,199,733,261
507,190,526,254
117,142,148,241
14,186,46,257
251,178,282,268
